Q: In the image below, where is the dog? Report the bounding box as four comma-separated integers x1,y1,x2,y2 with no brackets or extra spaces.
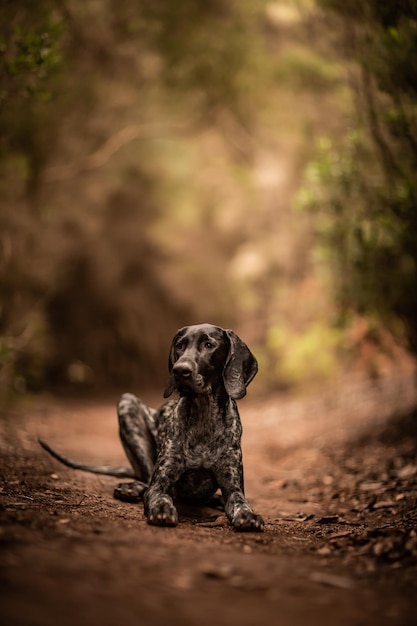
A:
39,323,264,532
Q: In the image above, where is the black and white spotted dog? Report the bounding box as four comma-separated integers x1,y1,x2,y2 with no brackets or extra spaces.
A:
40,324,264,532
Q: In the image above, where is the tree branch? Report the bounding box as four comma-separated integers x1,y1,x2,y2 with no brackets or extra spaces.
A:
44,122,189,182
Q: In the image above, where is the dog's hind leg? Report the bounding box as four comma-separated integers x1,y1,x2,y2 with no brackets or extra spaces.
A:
115,393,158,503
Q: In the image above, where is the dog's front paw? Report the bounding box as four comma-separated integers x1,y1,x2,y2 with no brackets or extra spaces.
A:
147,497,179,527
232,510,264,533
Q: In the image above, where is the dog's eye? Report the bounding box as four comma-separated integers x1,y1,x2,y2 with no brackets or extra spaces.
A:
204,341,214,349
175,341,184,351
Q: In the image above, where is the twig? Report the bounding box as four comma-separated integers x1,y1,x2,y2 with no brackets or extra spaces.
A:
44,122,189,182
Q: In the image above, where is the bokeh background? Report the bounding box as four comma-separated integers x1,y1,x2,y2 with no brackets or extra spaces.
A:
1,0,416,398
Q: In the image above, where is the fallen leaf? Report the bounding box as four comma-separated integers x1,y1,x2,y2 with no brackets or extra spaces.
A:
282,513,314,522
310,571,355,589
396,464,417,479
373,501,396,510
359,481,385,492
316,515,340,524
329,531,353,540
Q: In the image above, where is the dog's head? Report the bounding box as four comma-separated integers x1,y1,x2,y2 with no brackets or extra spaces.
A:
163,323,258,400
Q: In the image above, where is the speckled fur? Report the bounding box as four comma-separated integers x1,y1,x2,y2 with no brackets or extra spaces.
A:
117,324,264,531
39,324,264,532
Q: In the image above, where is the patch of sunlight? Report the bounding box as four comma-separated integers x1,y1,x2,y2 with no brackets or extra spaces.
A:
253,153,289,189
229,245,268,281
265,2,303,27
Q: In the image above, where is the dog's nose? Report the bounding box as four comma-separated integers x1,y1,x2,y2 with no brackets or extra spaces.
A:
173,363,192,379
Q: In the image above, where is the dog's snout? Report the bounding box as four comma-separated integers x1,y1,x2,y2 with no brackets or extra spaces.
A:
173,362,192,379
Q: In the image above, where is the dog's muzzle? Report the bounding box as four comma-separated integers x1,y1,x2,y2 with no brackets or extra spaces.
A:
172,361,204,393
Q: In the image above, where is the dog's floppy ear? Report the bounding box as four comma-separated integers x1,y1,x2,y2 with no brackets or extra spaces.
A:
163,341,177,398
163,374,176,398
223,330,258,400
163,329,182,398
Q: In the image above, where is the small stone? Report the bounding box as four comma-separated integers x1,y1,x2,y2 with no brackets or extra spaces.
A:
201,563,236,580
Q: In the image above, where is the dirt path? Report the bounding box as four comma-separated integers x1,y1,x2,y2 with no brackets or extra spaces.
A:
1,371,417,626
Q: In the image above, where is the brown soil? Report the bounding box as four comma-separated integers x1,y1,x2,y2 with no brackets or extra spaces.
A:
1,370,417,626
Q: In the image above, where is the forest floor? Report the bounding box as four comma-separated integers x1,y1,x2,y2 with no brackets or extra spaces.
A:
1,366,417,626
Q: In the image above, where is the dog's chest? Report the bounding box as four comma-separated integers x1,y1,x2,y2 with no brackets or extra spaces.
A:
182,431,226,468
179,403,241,469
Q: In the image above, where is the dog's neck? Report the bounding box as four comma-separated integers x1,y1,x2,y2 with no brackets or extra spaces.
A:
180,388,232,423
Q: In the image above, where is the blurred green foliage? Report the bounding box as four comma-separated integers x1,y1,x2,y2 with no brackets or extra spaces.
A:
1,23,62,99
301,0,417,352
266,320,340,386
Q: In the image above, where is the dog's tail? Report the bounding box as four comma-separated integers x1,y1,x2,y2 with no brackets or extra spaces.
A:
38,439,136,478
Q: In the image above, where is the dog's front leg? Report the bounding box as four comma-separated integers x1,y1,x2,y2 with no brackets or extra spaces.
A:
224,490,264,532
218,464,264,532
143,456,183,527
